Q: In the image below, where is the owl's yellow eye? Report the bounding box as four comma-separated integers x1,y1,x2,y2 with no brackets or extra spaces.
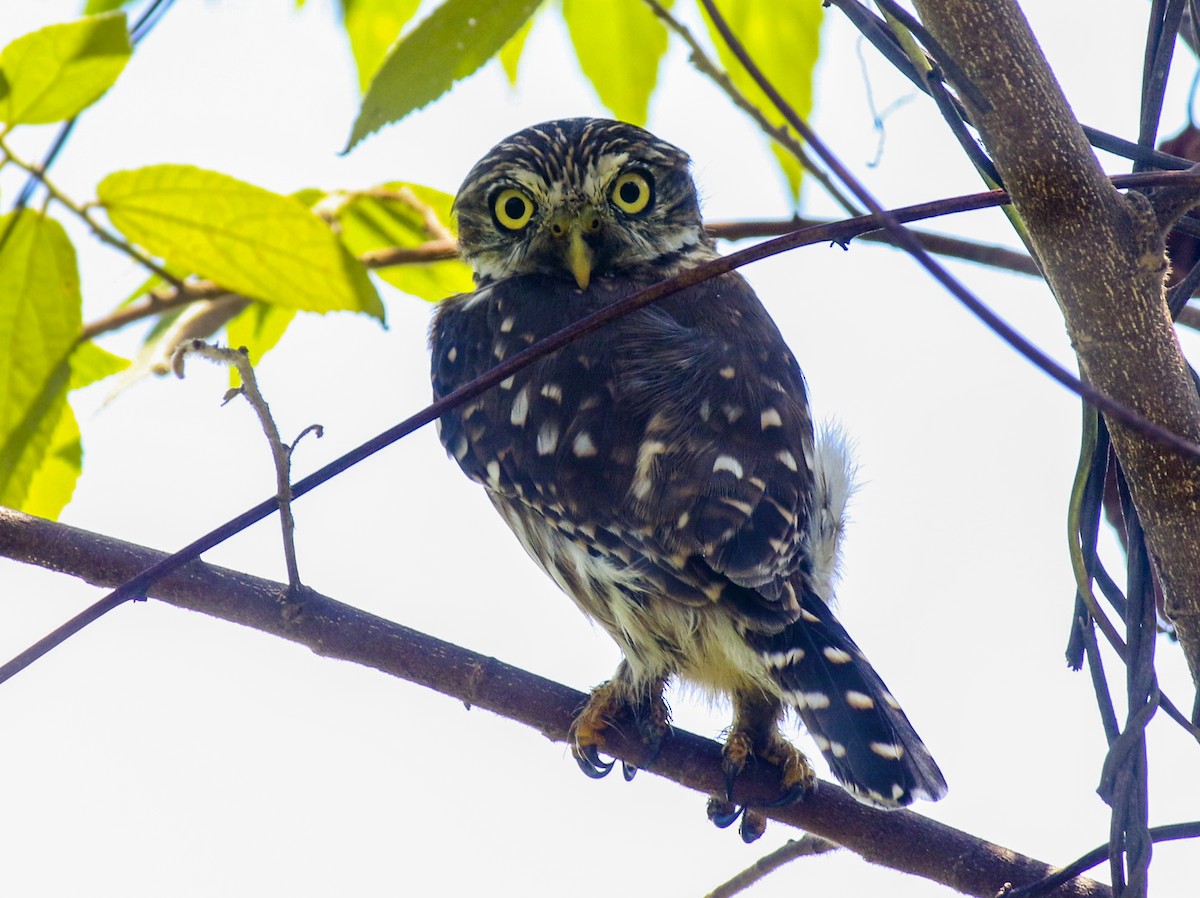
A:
492,188,535,230
610,171,653,215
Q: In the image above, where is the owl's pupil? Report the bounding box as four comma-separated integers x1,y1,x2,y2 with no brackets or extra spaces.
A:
620,182,641,204
504,196,526,219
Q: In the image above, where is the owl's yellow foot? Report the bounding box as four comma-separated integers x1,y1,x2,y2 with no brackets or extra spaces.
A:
721,725,817,804
712,695,816,838
569,674,669,780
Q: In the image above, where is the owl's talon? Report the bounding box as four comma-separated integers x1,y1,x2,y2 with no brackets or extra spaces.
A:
573,745,617,779
763,779,814,808
739,809,767,843
621,761,638,781
706,795,744,829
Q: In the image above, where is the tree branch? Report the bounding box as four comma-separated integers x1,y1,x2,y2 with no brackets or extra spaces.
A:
0,507,1108,898
912,0,1200,691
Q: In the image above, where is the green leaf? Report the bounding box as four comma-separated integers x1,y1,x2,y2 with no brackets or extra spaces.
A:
0,211,81,515
70,340,130,389
97,164,384,320
497,15,535,86
0,12,131,125
701,0,822,200
347,0,544,150
21,403,82,520
226,301,297,386
337,182,474,301
341,0,422,93
84,0,134,13
563,0,670,126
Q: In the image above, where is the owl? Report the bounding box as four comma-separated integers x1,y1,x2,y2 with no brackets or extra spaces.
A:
430,118,946,838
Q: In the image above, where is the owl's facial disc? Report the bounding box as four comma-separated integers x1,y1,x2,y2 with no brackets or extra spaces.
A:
455,118,715,288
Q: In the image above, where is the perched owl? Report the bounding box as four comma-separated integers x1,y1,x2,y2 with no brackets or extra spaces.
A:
430,118,946,836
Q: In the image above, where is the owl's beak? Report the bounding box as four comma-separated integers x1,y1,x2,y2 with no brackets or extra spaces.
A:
565,229,594,290
551,209,601,290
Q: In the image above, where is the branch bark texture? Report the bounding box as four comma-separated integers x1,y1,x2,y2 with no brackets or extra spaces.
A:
0,508,1108,898
912,0,1200,686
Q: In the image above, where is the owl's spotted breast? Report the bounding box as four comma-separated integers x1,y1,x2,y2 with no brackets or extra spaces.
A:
432,270,816,629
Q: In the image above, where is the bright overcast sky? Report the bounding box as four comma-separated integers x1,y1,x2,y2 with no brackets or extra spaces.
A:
2,2,1198,896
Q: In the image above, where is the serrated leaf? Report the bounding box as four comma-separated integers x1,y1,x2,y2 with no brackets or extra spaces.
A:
226,301,297,387
563,0,670,126
701,0,821,200
97,164,384,320
21,403,82,520
0,12,131,125
341,0,422,93
347,0,544,150
0,211,81,514
70,340,130,389
337,182,473,301
497,15,535,86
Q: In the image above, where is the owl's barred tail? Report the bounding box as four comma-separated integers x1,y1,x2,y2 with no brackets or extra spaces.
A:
755,594,948,808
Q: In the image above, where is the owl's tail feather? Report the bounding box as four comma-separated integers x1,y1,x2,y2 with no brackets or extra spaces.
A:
755,593,948,807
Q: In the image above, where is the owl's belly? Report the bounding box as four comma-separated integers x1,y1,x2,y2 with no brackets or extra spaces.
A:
494,496,776,699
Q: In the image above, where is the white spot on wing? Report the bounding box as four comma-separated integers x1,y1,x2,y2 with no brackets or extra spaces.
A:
540,383,563,403
823,647,854,663
719,366,736,379
763,648,805,668
572,431,598,457
760,408,783,429
486,460,501,487
776,450,799,471
510,385,531,427
870,742,906,760
712,455,744,478
537,422,560,455
845,690,875,709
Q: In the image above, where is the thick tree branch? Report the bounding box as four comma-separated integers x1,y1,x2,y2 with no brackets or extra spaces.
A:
912,0,1200,689
0,507,1108,898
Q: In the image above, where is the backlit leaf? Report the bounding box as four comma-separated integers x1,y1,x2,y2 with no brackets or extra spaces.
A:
701,0,821,200
337,182,473,301
97,164,384,320
341,0,421,93
563,0,671,126
0,211,81,514
0,12,131,125
497,15,535,86
347,0,543,150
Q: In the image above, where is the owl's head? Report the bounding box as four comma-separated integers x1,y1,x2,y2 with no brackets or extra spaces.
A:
453,118,715,289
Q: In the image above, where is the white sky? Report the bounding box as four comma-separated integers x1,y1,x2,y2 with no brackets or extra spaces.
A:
2,1,1198,896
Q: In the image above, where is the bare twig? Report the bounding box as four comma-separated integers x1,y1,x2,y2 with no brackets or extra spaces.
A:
704,835,840,898
0,508,1111,898
172,340,320,593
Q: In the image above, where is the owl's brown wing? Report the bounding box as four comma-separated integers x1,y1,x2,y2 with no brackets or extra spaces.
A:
431,272,815,628
609,272,816,619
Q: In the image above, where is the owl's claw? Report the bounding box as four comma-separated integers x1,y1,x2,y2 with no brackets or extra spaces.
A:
706,795,743,829
568,673,670,782
573,744,617,779
717,708,817,836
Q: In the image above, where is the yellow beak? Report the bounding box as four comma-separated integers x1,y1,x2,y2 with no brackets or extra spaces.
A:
550,209,601,290
566,228,594,290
